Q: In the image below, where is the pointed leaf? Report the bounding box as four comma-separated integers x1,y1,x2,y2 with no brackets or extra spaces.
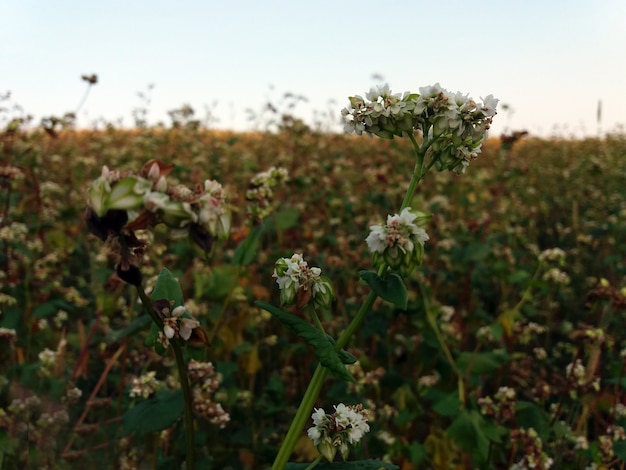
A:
446,410,503,462
232,224,263,266
456,351,510,375
256,301,354,382
150,268,184,307
106,314,151,343
359,271,407,309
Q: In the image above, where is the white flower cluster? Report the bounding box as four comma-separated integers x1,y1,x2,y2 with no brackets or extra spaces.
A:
272,253,334,309
538,247,566,263
366,207,430,276
342,83,498,173
188,360,230,428
87,161,231,245
38,348,57,377
129,371,162,399
307,403,370,462
246,166,289,222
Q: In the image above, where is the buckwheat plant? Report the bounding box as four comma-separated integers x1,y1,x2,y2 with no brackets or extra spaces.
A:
85,160,232,470
262,84,497,469
83,84,496,469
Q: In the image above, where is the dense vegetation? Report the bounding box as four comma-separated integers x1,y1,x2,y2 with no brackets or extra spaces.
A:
1,115,626,469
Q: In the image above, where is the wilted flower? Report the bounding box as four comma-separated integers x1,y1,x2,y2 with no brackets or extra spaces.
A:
273,254,334,309
366,207,430,276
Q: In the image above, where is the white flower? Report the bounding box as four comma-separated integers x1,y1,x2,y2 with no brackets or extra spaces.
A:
366,207,430,276
312,408,327,426
272,254,334,308
307,425,322,445
163,306,199,342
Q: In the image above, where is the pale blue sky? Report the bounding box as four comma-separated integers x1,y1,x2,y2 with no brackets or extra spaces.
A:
2,1,625,137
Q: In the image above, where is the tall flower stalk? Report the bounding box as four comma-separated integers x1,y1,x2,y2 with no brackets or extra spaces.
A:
84,160,232,470
271,83,497,469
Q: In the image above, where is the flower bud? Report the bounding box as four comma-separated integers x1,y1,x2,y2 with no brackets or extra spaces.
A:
318,438,337,463
159,200,197,228
313,276,335,310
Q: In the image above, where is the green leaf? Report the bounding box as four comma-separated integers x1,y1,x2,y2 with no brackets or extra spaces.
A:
358,271,407,309
272,207,301,230
150,268,184,307
614,440,626,461
33,299,74,318
516,401,549,440
446,410,502,462
255,301,354,382
194,264,240,300
406,441,427,464
327,335,357,364
185,345,205,361
121,388,184,436
145,322,161,348
337,348,357,365
456,351,510,375
461,242,490,263
232,224,264,266
432,391,461,417
268,460,398,469
106,314,151,343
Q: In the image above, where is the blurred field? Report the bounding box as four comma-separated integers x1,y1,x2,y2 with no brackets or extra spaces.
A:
1,122,626,469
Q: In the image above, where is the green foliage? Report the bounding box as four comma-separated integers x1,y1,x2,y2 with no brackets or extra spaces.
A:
276,461,398,470
2,119,626,469
446,410,504,463
358,271,408,309
151,268,184,307
122,388,184,436
256,301,355,382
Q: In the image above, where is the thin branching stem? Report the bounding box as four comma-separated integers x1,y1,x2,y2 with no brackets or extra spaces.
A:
135,284,195,470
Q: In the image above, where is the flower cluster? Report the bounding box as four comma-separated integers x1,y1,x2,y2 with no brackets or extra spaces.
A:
342,83,498,173
85,160,231,284
88,161,230,240
129,371,162,399
478,386,517,424
245,166,289,223
307,403,370,462
509,428,554,469
273,254,334,309
0,327,16,342
38,348,58,378
187,360,230,428
365,207,430,276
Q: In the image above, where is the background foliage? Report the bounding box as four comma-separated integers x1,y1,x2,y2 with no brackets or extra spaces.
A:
1,108,626,469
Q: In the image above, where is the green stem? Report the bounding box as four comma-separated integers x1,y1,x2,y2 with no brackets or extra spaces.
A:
272,365,329,469
308,306,326,335
420,282,465,408
135,285,195,470
172,341,196,470
304,455,323,470
272,131,434,469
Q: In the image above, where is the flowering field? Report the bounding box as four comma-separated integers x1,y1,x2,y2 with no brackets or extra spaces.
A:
1,89,626,469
